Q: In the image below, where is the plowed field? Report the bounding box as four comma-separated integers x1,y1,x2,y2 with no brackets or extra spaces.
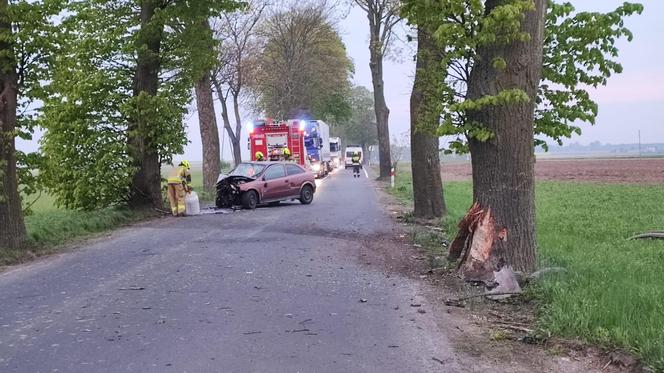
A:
441,158,664,184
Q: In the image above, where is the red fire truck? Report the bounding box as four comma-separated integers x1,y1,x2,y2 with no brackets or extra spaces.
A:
248,119,306,165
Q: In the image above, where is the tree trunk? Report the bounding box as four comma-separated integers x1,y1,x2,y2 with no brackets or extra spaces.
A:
195,72,221,193
231,93,243,166
410,27,446,220
212,77,241,166
0,1,27,250
368,31,391,179
127,0,164,209
453,0,547,277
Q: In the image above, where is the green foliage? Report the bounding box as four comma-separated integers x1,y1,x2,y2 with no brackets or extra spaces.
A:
39,0,241,210
332,86,378,147
537,1,643,149
254,4,354,122
402,0,642,153
0,0,64,198
388,166,664,369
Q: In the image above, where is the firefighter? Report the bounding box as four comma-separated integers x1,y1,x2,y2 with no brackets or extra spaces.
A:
167,160,192,216
255,151,265,161
351,151,361,178
283,147,291,161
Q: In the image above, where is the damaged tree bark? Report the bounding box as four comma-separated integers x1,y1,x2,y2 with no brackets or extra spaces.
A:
448,203,508,283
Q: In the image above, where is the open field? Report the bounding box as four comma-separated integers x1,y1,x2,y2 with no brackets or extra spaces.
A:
442,157,664,184
388,170,664,370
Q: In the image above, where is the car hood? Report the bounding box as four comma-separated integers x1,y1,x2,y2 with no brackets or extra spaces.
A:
216,174,256,184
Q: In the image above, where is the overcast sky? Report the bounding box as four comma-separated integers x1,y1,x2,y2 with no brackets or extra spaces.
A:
16,0,663,162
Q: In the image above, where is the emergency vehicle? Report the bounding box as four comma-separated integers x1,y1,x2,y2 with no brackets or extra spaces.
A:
248,119,306,166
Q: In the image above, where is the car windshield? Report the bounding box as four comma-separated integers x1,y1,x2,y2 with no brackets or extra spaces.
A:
229,163,266,178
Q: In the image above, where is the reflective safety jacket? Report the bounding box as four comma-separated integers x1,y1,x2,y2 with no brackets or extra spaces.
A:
351,155,361,165
167,165,191,186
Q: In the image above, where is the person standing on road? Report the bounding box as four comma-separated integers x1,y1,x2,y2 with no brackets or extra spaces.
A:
283,147,291,161
167,160,192,216
351,151,361,178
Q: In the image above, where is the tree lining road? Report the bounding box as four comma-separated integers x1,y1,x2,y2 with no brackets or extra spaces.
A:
0,169,461,373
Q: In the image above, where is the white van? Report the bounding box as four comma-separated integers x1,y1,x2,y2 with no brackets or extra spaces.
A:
344,146,363,169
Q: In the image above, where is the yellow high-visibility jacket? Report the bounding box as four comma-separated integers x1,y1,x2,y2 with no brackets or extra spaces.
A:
167,165,191,186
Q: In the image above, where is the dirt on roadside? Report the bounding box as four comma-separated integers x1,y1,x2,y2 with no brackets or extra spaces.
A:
356,178,646,373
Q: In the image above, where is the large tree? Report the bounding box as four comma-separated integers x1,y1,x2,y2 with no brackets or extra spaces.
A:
353,0,400,179
0,0,25,249
253,3,353,122
462,0,547,275
193,20,222,193
0,0,61,249
41,0,241,210
195,69,221,193
403,0,642,276
127,0,167,208
212,0,267,166
408,27,446,220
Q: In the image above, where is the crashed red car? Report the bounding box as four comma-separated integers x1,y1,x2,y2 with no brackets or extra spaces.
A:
215,162,316,209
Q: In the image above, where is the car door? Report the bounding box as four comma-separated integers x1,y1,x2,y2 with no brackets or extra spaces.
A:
261,164,289,201
285,164,307,197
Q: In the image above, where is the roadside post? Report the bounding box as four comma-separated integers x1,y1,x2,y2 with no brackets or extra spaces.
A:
390,167,395,188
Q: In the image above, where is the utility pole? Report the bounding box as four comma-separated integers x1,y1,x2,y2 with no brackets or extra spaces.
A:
638,130,642,157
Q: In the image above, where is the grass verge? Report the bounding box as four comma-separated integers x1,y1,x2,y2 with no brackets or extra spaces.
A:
2,165,217,267
386,169,664,370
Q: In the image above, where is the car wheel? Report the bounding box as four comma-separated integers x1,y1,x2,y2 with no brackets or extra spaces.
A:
299,185,314,205
241,190,258,210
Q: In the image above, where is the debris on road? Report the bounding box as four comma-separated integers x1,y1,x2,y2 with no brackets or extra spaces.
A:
118,287,145,291
243,331,262,335
359,298,368,303
493,323,532,334
432,357,447,365
487,266,522,300
286,328,310,333
417,309,426,314
444,291,524,307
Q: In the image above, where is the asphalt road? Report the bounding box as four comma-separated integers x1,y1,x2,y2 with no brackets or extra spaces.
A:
0,168,461,373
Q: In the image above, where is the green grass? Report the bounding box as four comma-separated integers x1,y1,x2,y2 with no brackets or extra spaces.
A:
387,170,664,369
4,186,153,266
2,165,217,266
